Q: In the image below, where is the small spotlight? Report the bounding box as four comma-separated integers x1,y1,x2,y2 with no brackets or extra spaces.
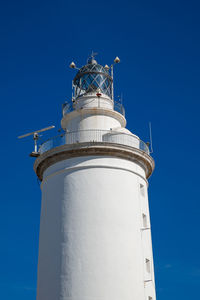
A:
96,88,102,97
104,64,110,70
70,61,76,69
114,56,120,64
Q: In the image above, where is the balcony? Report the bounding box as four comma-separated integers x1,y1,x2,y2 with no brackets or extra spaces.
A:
62,99,125,117
39,129,149,155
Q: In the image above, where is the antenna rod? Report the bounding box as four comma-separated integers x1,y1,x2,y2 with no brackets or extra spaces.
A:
72,80,74,100
149,122,153,153
18,125,55,139
110,57,120,101
111,65,114,100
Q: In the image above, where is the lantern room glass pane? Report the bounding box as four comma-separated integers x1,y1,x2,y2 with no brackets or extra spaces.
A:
73,63,112,98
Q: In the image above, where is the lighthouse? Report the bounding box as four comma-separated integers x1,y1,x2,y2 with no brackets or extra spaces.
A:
34,55,156,300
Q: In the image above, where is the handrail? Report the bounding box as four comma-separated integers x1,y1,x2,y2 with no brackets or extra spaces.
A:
39,129,149,155
62,99,125,117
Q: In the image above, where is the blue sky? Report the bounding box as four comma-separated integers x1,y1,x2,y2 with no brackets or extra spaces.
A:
0,0,200,299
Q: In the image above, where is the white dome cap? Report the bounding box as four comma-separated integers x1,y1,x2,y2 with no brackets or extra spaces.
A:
112,127,140,139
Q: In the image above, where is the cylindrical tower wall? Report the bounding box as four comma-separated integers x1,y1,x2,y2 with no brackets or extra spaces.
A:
74,94,114,110
61,110,125,132
36,156,155,300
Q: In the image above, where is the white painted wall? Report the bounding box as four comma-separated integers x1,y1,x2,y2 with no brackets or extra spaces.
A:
62,110,125,132
61,93,125,132
36,92,156,300
139,180,156,300
37,156,155,300
74,93,113,110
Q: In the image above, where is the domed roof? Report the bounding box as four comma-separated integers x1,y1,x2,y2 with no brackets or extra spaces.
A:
74,61,110,80
112,127,139,139
87,57,97,65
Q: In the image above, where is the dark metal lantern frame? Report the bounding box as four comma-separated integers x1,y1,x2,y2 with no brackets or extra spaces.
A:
73,63,113,99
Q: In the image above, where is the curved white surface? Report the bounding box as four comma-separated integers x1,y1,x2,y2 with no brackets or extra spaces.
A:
37,156,156,300
37,91,156,300
74,93,113,110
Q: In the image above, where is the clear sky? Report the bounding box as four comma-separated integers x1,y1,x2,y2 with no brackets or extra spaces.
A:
0,0,200,299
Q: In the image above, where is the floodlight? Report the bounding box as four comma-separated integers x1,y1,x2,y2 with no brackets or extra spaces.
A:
70,62,76,69
114,56,120,64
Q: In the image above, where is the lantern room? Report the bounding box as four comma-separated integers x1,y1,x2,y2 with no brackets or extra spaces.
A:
72,57,113,99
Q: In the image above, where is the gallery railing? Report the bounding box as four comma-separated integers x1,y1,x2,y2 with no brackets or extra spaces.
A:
39,129,149,155
62,99,125,117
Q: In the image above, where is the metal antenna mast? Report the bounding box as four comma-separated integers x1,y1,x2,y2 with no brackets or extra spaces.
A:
18,125,55,157
111,56,120,100
149,122,153,153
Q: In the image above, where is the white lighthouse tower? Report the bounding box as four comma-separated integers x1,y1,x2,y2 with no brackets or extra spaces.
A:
34,55,156,300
